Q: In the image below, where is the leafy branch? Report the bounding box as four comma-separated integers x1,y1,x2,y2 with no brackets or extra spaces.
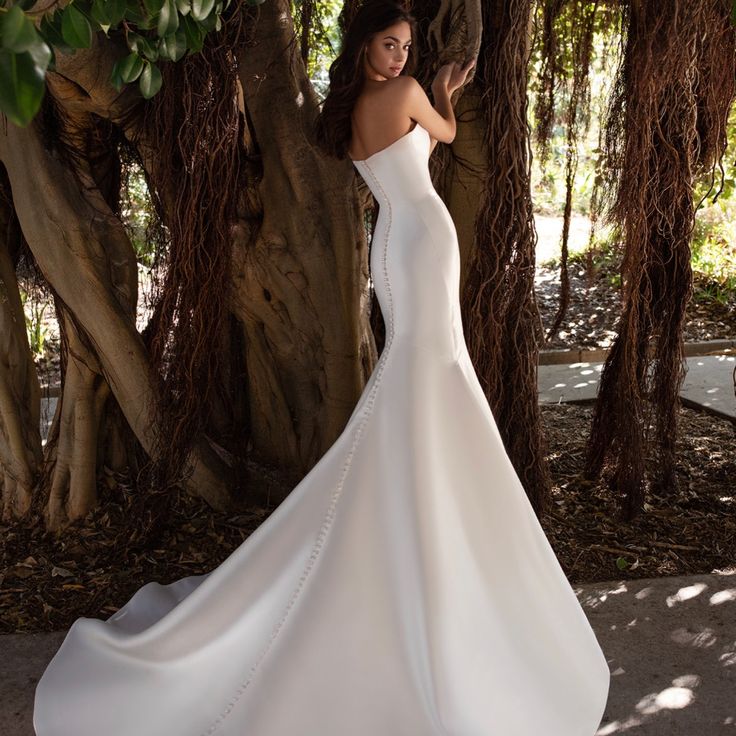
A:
0,0,264,127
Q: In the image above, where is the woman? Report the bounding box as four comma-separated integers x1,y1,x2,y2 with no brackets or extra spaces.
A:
314,2,472,164
33,2,610,735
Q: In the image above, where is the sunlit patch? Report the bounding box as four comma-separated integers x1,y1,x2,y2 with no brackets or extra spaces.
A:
635,684,696,715
666,583,708,606
671,626,718,648
719,645,736,667
596,684,698,736
710,588,736,604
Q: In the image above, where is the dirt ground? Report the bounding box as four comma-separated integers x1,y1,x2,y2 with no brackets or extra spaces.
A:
3,223,733,633
2,400,734,634
535,259,736,350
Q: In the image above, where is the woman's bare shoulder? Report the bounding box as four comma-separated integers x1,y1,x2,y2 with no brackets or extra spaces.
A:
390,75,422,93
365,75,421,97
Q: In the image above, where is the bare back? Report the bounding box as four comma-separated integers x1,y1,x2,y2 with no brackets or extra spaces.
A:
348,77,417,161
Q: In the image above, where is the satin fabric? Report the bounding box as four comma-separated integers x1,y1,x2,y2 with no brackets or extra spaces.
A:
33,122,610,736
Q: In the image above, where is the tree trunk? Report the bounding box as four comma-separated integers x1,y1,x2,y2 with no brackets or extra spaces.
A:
0,117,234,522
231,0,372,474
0,175,42,520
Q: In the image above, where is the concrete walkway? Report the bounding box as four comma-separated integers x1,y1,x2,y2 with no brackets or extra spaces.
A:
1,571,734,735
538,352,736,421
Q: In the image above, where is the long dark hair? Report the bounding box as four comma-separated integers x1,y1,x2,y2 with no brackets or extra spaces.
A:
313,1,418,160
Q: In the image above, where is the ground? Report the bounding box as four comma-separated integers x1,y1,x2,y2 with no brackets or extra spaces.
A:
2,215,734,633
2,400,734,634
534,214,736,350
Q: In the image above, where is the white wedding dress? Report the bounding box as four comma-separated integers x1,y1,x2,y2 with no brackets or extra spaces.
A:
33,121,610,736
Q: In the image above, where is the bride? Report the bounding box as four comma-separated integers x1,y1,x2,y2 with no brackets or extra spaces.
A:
33,1,610,735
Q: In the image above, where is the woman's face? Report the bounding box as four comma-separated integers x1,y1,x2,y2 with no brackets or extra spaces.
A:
363,21,412,80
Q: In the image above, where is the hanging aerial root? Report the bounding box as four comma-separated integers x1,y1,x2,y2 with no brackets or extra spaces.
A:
462,0,551,514
584,0,736,518
141,6,250,488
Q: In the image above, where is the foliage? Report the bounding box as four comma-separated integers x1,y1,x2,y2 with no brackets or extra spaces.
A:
528,4,619,216
290,0,342,96
20,287,48,357
0,0,265,127
119,157,157,267
529,1,736,309
691,201,736,300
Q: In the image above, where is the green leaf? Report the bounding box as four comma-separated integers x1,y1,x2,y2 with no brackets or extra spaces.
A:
0,49,46,127
0,5,38,52
90,0,110,26
139,60,162,98
72,1,104,33
198,9,218,32
61,5,93,48
39,11,75,55
125,1,157,30
106,0,128,25
176,0,191,15
159,28,187,61
144,0,166,13
191,0,215,21
157,0,179,37
127,31,158,61
0,6,51,79
119,52,144,82
180,13,203,52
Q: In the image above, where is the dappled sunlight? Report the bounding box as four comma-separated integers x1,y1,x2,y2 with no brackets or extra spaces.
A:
597,681,698,734
711,588,736,605
573,581,628,610
671,626,718,648
639,679,698,712
680,355,736,415
585,574,735,734
539,355,736,420
665,582,708,606
540,361,605,402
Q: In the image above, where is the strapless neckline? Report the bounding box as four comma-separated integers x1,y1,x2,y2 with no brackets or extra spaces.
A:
350,122,425,164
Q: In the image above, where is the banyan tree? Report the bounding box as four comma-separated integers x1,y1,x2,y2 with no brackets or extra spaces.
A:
535,0,736,518
0,0,733,533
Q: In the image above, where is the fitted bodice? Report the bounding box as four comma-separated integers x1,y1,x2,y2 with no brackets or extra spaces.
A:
350,121,463,362
351,123,435,205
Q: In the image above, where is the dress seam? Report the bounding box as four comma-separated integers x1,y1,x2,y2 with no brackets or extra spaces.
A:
199,159,395,736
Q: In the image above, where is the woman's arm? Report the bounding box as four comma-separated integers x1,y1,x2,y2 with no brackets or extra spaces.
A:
427,83,454,154
404,59,475,151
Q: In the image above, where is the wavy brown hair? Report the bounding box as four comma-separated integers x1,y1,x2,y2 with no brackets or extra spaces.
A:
313,0,418,160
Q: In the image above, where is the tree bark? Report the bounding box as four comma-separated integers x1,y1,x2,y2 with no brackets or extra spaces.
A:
231,0,372,474
0,181,42,520
0,118,234,517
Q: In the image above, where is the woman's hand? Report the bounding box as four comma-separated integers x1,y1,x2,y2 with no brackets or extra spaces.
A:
432,57,476,96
